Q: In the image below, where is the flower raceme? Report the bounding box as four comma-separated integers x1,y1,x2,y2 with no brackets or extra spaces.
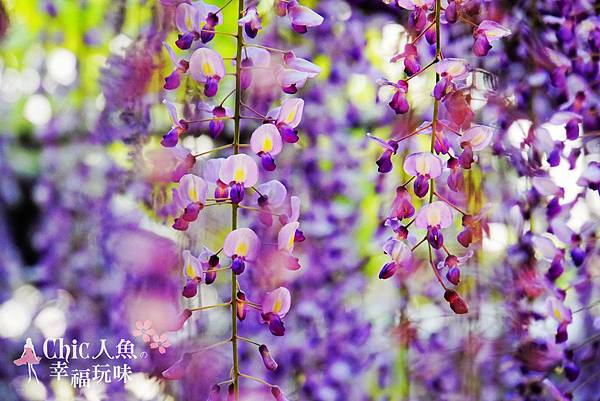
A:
156,0,317,396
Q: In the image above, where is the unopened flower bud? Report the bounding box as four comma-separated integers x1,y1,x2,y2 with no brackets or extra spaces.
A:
259,344,278,371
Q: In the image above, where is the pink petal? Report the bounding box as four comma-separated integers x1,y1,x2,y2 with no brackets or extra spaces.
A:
202,158,225,182
189,48,226,82
435,58,469,80
461,125,493,151
277,98,304,128
284,52,321,78
182,250,202,279
415,201,453,228
223,228,260,260
288,4,324,27
163,42,179,67
246,47,271,67
382,238,412,264
250,124,283,155
257,180,287,207
218,154,259,186
179,174,208,205
277,68,309,89
278,222,299,252
476,20,511,41
175,3,204,33
262,287,291,317
403,152,443,178
162,99,179,125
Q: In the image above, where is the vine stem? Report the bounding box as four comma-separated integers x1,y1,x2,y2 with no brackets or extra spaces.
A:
231,0,244,397
429,0,442,205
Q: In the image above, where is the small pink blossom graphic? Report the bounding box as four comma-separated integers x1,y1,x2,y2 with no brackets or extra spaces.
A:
149,334,171,354
132,320,156,343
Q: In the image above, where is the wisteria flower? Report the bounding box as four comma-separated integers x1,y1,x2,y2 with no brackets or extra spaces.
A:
172,174,208,230
415,201,453,249
256,180,287,226
223,227,260,275
150,333,172,354
433,58,469,100
391,43,420,76
548,297,572,343
283,51,321,77
200,5,222,43
387,79,409,114
198,246,220,284
181,250,202,298
218,154,259,203
379,238,413,279
403,152,443,197
250,124,283,171
368,133,399,174
162,353,192,380
239,6,261,38
577,161,600,192
549,111,582,140
437,249,473,285
397,0,433,31
389,186,415,220
270,98,304,143
277,221,302,270
174,1,205,49
240,47,271,90
261,287,291,336
133,320,156,343
189,47,226,97
161,99,188,147
163,42,189,90
286,0,324,33
459,125,493,168
473,20,511,56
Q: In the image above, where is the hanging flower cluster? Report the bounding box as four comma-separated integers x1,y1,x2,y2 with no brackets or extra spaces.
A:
156,0,322,399
370,0,510,314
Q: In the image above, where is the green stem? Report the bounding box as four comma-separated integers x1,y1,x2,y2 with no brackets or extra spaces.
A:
429,0,442,204
231,0,244,398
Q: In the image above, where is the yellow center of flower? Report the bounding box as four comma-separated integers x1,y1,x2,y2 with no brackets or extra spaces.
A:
273,298,282,314
186,263,196,278
263,136,273,152
235,241,248,256
415,155,429,175
553,307,562,321
189,187,198,202
234,167,246,182
427,207,441,226
202,62,214,77
285,110,296,125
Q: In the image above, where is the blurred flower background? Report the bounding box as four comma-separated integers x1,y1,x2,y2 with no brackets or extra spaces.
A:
0,0,599,401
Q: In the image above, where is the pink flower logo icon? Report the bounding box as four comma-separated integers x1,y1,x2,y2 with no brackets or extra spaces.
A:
149,334,171,354
133,320,156,343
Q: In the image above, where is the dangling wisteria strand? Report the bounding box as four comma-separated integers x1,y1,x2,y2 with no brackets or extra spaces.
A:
156,0,323,399
479,1,600,399
371,0,510,314
236,3,385,398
